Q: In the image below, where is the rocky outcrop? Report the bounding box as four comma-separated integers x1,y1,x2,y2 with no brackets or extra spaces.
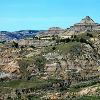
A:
43,43,100,82
60,16,100,38
2,61,20,74
37,27,64,38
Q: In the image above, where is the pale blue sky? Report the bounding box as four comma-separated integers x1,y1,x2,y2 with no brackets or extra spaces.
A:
0,0,99,31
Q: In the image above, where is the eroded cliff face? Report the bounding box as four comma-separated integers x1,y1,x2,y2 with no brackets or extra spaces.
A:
60,16,100,38
0,32,100,82
43,42,100,82
1,61,20,74
0,46,21,79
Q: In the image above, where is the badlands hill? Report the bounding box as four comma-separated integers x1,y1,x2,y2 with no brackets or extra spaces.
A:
60,16,100,38
0,16,100,99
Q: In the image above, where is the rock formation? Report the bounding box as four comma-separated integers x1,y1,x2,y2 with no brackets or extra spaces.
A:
60,16,100,38
37,27,64,38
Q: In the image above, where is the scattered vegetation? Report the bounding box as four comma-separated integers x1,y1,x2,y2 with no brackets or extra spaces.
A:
34,55,46,72
0,31,100,99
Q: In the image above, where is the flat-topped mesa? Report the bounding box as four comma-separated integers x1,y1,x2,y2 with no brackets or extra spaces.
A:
37,27,64,39
48,27,63,34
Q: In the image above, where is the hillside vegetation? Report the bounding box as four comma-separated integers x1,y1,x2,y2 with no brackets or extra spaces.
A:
0,32,100,99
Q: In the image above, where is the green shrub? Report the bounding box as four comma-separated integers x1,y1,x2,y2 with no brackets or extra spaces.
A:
12,41,19,48
87,33,93,37
34,56,46,72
